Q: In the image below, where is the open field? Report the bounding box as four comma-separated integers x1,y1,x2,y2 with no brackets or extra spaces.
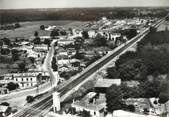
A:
0,20,87,40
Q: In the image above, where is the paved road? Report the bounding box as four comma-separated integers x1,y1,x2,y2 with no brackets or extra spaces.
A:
0,40,58,109
12,14,168,117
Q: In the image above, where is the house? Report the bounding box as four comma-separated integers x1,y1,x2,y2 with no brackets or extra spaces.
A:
58,59,81,72
95,79,121,93
124,98,153,114
58,65,70,72
0,88,9,94
58,39,75,46
71,92,106,117
57,49,68,56
2,72,48,89
112,110,157,117
156,100,169,117
123,80,140,87
33,44,48,52
88,30,97,38
45,25,56,31
2,45,8,49
0,105,9,117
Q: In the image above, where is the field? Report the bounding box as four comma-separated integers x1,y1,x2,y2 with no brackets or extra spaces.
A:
0,20,87,40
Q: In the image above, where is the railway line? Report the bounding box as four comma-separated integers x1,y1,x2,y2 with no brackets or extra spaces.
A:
12,14,168,117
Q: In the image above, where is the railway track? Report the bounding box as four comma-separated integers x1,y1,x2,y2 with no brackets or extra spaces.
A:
12,14,168,117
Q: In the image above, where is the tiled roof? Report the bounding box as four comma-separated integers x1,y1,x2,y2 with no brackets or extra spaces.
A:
95,79,121,88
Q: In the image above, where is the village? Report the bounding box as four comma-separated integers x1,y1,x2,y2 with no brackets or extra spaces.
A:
0,8,169,117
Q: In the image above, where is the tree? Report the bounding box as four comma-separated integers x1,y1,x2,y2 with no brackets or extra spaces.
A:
121,28,137,40
51,57,58,71
0,102,9,106
149,26,157,33
126,105,135,112
50,29,60,38
74,37,84,55
107,67,118,79
159,80,169,104
6,82,19,91
140,48,169,75
106,85,125,112
15,23,21,28
29,57,35,64
82,31,89,39
34,31,39,37
33,37,41,44
3,38,11,46
40,25,45,30
1,48,10,55
44,39,51,47
0,40,3,47
159,92,169,104
18,62,27,72
26,95,34,103
93,33,107,46
139,79,161,98
115,51,137,68
12,49,19,61
60,30,67,36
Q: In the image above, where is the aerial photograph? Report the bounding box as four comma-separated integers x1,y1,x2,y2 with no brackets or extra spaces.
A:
0,0,169,117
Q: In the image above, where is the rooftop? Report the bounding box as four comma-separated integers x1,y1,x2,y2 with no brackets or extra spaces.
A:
95,78,121,88
113,110,156,117
72,93,106,111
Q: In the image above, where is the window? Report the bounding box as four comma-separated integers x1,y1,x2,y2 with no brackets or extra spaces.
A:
26,78,28,81
27,83,29,86
30,78,32,81
22,78,23,81
31,83,33,86
16,79,18,81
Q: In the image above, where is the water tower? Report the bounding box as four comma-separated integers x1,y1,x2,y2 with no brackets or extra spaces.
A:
52,92,60,112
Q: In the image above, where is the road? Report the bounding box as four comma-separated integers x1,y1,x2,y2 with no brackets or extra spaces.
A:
0,40,58,109
12,14,168,117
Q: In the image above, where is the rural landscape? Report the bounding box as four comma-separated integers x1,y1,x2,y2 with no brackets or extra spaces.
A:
0,1,169,117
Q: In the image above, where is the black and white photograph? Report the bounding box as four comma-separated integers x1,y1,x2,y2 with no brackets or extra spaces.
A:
0,0,169,117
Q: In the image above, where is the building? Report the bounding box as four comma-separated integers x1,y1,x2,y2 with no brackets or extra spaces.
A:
157,100,169,117
58,39,75,46
95,79,121,93
124,98,153,114
0,88,9,94
113,110,157,117
88,30,97,38
33,44,48,52
72,92,106,117
123,80,140,87
0,105,9,117
2,71,49,89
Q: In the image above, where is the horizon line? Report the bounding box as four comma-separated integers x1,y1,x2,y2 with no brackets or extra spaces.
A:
1,6,169,10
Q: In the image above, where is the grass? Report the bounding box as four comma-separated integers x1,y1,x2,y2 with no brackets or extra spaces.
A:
0,20,87,40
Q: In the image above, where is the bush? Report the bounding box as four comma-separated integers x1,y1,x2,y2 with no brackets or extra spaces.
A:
0,102,10,106
26,96,34,103
6,82,19,91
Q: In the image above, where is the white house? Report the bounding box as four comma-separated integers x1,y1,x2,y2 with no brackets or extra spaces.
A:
58,39,75,46
3,71,48,89
113,110,157,117
72,92,106,117
33,44,48,52
88,30,97,38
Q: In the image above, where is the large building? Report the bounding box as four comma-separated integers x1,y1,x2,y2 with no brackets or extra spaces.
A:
2,71,49,89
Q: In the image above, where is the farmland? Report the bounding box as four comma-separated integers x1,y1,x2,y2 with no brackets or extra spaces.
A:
0,20,87,39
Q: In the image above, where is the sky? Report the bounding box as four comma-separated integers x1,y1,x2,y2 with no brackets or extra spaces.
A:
0,0,169,9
